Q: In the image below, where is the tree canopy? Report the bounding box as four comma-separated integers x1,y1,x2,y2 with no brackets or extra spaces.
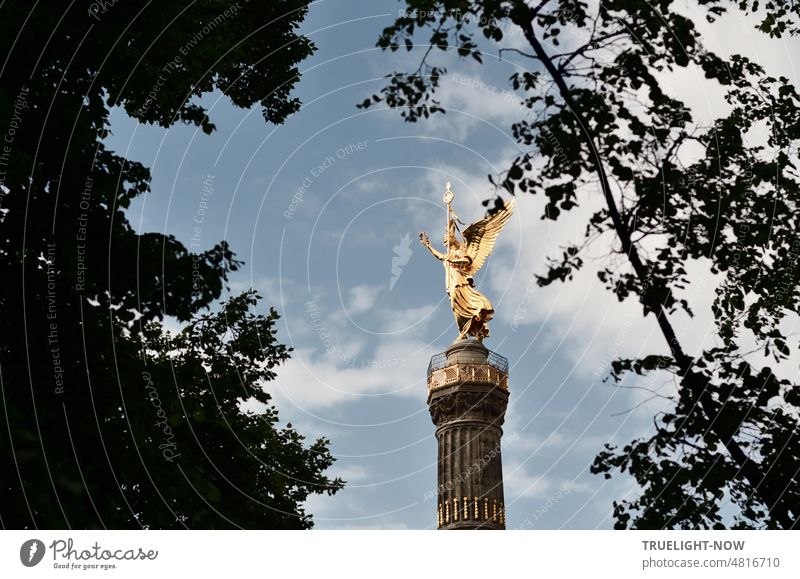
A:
364,0,800,529
0,0,342,528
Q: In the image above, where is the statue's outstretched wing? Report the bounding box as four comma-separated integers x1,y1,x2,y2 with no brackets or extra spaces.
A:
462,198,515,275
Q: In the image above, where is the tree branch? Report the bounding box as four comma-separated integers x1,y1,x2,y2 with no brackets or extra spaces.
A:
498,47,538,60
556,29,628,73
514,6,796,529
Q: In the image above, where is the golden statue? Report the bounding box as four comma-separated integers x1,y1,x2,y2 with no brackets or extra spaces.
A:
420,182,515,342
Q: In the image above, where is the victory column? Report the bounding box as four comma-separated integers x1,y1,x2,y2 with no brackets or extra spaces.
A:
420,182,514,530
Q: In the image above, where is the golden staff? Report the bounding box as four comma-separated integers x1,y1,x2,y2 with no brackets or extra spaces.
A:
443,181,454,295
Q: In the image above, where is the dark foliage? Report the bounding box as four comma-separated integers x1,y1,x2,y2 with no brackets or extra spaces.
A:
0,1,342,528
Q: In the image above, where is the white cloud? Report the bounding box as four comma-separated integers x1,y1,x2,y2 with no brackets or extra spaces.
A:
348,283,383,315
331,464,371,483
271,347,408,410
229,275,283,306
239,275,441,418
303,489,414,529
504,460,592,500
418,70,529,140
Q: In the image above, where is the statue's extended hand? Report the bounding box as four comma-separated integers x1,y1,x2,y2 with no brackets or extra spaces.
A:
419,232,429,246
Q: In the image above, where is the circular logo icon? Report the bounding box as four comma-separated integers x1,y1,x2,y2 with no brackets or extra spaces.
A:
20,539,46,567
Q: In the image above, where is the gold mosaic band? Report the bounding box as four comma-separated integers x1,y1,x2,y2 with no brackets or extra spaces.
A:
438,496,505,527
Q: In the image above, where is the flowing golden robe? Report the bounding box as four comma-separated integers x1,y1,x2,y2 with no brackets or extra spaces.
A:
445,248,493,339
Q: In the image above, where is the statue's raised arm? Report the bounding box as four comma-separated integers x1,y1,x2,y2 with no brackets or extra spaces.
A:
419,231,445,261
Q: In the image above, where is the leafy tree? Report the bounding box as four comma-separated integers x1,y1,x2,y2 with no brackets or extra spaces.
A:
0,1,342,528
130,291,342,529
364,0,800,528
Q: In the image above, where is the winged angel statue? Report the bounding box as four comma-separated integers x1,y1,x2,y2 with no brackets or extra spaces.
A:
419,183,515,342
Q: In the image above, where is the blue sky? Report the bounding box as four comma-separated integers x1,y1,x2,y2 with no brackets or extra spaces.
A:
106,0,800,529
